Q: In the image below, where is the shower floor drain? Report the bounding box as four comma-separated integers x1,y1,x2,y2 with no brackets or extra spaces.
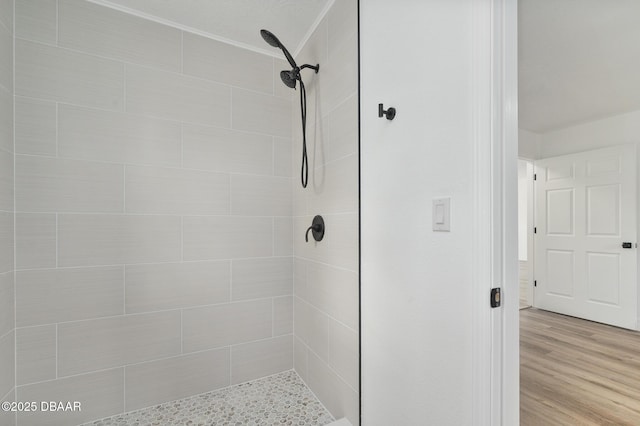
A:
82,370,334,426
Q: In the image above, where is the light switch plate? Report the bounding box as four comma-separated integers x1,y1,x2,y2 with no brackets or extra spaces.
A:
432,197,450,232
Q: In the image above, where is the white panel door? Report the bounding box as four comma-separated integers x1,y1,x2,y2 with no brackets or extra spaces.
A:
534,145,637,329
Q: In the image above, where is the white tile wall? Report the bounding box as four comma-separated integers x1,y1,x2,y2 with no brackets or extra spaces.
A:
0,331,14,398
230,335,293,385
0,20,12,93
15,96,56,156
57,214,182,266
0,87,12,153
17,368,125,426
125,64,231,127
16,155,124,213
182,123,273,175
15,0,57,45
15,213,56,269
183,32,273,94
0,211,14,273
182,299,272,352
183,216,273,260
0,2,12,416
10,0,313,422
125,261,230,313
0,272,13,337
15,38,124,110
58,104,182,166
292,2,359,424
57,311,181,376
125,348,230,411
231,175,292,216
231,257,293,300
16,325,57,385
232,88,292,138
125,165,230,215
58,0,182,72
16,266,124,326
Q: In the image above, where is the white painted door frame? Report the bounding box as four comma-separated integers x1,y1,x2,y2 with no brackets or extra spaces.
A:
472,0,519,424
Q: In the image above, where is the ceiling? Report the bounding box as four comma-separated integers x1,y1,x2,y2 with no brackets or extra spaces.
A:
92,0,639,134
519,0,640,133
89,0,332,57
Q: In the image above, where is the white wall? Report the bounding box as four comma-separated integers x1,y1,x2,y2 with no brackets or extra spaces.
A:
0,1,15,425
519,128,541,159
538,110,640,158
292,1,360,424
13,1,294,424
361,1,476,424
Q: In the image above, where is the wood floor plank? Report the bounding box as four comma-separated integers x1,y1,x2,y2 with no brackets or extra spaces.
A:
521,308,640,425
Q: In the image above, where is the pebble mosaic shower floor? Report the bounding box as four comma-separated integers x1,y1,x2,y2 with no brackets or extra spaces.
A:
82,371,334,426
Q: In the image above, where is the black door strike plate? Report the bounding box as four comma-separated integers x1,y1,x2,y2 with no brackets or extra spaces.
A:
490,288,501,308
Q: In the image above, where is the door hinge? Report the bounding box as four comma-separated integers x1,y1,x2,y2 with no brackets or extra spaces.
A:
490,288,501,308
534,173,537,180
534,227,537,234
534,280,537,287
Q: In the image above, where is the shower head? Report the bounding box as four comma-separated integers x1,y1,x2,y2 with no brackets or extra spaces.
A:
280,70,298,89
260,29,297,69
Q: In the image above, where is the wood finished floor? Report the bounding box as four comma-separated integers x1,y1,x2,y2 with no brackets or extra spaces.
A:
521,308,640,425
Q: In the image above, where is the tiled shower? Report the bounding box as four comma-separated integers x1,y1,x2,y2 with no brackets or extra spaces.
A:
0,0,358,425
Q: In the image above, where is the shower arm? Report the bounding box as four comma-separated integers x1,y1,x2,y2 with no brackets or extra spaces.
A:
299,64,320,73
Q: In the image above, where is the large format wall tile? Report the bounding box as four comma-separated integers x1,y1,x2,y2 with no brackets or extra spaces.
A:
58,214,181,266
58,104,182,167
231,175,292,216
183,33,273,94
0,212,14,274
16,39,124,110
15,0,57,45
0,272,13,337
0,148,13,210
125,348,230,411
0,331,13,398
232,257,292,301
16,325,56,385
0,0,12,33
183,216,272,261
58,311,181,376
16,156,124,213
328,319,359,390
307,351,358,426
182,124,273,175
14,97,56,156
182,299,272,352
0,86,12,153
125,165,229,215
294,298,329,362
232,88,292,137
274,296,293,336
0,22,12,93
58,0,181,72
17,368,124,426
125,261,230,313
15,213,56,269
16,266,124,326
126,64,231,127
231,335,293,385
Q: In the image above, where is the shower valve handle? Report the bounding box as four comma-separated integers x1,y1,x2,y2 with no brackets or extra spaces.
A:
305,215,325,242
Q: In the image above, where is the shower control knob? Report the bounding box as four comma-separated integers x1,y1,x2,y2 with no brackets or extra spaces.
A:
305,215,325,242
378,103,396,120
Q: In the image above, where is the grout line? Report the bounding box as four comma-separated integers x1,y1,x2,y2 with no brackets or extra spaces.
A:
55,213,58,267
123,367,126,413
55,324,58,379
55,0,59,45
12,0,17,407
